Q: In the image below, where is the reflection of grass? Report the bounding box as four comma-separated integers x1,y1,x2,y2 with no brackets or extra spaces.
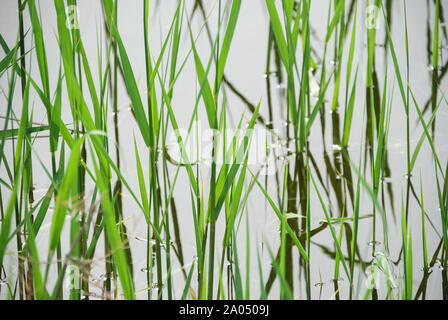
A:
0,0,447,300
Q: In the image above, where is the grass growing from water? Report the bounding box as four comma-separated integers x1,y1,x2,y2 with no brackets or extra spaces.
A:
0,0,447,300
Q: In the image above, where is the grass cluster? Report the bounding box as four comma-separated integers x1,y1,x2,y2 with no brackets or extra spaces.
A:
0,0,447,300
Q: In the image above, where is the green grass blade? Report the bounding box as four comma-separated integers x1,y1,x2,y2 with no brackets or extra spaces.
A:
216,0,242,90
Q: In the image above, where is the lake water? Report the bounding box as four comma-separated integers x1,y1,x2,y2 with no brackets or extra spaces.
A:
0,0,447,300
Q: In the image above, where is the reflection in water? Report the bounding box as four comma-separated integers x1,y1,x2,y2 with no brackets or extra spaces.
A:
0,0,447,300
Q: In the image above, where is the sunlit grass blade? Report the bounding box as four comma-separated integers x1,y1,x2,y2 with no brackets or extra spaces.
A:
48,137,84,253
309,169,350,281
420,176,429,271
88,139,135,300
265,0,289,69
265,242,293,300
250,170,308,261
28,0,50,96
181,261,196,300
